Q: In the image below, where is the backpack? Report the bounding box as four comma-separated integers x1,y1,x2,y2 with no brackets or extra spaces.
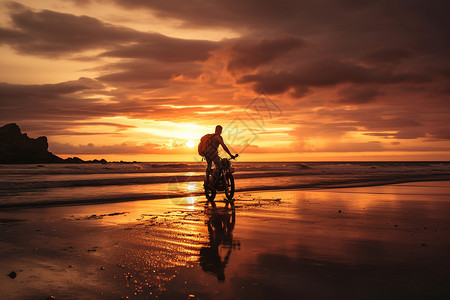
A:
198,134,215,156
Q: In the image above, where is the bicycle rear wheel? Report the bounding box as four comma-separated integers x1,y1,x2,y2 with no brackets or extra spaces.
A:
204,173,216,203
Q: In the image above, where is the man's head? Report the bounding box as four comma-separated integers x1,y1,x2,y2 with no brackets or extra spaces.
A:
215,125,223,134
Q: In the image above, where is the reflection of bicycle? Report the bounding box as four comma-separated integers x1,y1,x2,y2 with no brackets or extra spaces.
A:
199,207,237,282
204,154,238,204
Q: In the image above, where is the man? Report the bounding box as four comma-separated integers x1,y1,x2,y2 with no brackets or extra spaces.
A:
204,125,236,187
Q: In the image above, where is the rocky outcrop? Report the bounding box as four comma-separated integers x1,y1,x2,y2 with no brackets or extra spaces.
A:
0,123,64,163
0,123,109,164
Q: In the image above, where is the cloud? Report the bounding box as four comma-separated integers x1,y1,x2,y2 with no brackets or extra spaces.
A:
0,3,144,57
363,129,426,140
427,125,450,140
19,121,136,137
0,77,103,104
286,101,450,148
69,0,92,6
103,0,449,98
0,3,220,62
99,34,220,62
362,46,416,64
50,141,159,154
1,1,450,157
337,86,382,104
227,36,304,71
238,59,430,95
289,138,386,153
95,60,204,87
107,0,450,49
108,0,306,29
291,122,359,139
318,141,385,152
0,77,118,121
0,77,236,123
50,141,193,155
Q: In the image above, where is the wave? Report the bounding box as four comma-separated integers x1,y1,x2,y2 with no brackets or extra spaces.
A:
1,172,449,208
1,161,447,174
1,161,449,190
0,171,294,190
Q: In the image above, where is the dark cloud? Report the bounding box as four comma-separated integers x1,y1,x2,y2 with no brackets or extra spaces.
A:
0,3,219,62
441,68,450,78
95,60,204,89
427,125,450,140
316,106,424,127
364,129,426,140
238,59,430,95
108,0,450,48
19,121,136,137
307,106,447,141
0,78,111,121
0,77,103,104
0,77,234,123
337,86,382,104
227,36,304,71
105,0,449,97
0,3,144,57
362,46,416,64
357,116,422,132
100,34,220,62
109,0,305,30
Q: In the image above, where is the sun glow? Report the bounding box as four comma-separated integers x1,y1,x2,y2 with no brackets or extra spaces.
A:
138,121,204,141
186,140,195,148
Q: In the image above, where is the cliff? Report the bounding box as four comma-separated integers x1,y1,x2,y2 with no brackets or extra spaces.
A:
0,123,64,163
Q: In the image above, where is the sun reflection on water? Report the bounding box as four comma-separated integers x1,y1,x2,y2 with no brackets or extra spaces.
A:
115,205,239,297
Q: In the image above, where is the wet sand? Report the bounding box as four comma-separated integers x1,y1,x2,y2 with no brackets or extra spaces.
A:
1,181,450,299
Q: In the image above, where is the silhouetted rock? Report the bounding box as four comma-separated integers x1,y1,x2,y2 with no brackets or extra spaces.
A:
64,157,84,163
0,123,63,164
0,123,110,164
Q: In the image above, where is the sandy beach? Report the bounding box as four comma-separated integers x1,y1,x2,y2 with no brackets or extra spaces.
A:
1,181,450,299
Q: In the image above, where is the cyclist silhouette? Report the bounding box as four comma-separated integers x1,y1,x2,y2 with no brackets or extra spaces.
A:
203,125,236,186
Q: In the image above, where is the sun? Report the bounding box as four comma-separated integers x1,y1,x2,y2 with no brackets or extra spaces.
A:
186,140,195,148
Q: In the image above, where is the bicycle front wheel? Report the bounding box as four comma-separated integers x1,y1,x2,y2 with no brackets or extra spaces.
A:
224,172,235,201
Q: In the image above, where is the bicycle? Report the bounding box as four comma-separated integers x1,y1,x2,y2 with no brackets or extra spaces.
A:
204,154,238,205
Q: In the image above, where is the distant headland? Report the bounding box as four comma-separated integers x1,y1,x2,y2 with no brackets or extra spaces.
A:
0,123,107,164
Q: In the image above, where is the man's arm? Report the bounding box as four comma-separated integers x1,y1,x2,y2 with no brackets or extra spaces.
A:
217,135,234,157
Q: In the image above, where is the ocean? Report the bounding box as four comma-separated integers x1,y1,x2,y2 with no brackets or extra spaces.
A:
1,161,449,208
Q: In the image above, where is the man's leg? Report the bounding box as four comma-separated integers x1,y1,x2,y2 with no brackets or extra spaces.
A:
204,155,216,189
211,155,221,184
205,157,212,174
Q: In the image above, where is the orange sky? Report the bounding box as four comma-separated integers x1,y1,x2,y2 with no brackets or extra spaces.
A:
1,1,449,161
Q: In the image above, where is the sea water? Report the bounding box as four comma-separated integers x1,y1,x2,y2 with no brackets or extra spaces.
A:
0,162,449,207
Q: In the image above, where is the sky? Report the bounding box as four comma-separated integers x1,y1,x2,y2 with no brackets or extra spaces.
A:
0,0,449,161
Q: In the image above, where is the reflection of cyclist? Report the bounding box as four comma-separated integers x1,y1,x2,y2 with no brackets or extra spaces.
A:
203,125,236,185
199,208,236,282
